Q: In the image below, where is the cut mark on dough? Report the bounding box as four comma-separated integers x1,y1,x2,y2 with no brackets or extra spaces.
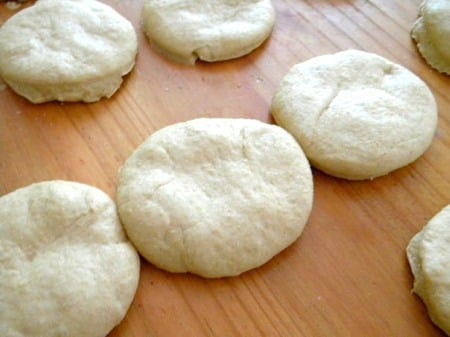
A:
19,190,113,261
159,145,177,166
192,44,213,63
240,127,251,160
152,177,176,195
383,64,394,75
308,85,342,148
317,88,340,121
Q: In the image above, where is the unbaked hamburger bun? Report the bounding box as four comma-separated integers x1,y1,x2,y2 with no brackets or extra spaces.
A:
407,205,450,335
0,180,140,337
0,0,138,103
411,0,450,74
270,49,438,180
117,118,314,278
142,0,275,64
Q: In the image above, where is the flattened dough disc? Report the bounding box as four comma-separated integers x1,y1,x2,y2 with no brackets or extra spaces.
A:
270,49,438,180
117,118,313,278
0,181,140,337
0,0,138,103
142,0,275,64
407,205,450,335
411,0,450,74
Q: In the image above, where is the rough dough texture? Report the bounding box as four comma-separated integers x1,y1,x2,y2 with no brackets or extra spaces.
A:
411,0,450,74
117,118,313,278
270,49,438,180
0,0,138,103
0,181,140,337
407,205,450,335
142,0,275,64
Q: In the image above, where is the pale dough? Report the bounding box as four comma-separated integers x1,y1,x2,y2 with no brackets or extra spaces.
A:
407,205,450,335
411,0,450,74
0,181,140,337
142,0,275,64
270,49,438,180
0,0,138,103
117,118,313,278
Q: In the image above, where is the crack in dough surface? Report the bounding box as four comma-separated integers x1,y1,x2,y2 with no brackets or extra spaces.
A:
0,180,140,337
117,118,313,278
142,0,275,64
270,49,438,180
0,0,138,103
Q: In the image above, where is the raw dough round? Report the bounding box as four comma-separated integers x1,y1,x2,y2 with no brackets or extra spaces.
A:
117,118,313,278
411,0,450,74
0,0,138,103
142,0,275,64
270,49,438,180
0,181,140,337
407,205,450,335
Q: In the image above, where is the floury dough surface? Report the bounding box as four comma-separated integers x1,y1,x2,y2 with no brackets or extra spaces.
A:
117,118,313,278
411,0,450,74
270,49,438,180
0,181,140,337
142,0,275,64
0,0,138,103
407,205,450,336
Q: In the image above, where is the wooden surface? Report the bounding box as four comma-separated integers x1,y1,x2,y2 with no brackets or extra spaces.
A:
1,1,449,336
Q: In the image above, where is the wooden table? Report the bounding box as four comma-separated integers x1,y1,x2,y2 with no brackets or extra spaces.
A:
1,1,449,336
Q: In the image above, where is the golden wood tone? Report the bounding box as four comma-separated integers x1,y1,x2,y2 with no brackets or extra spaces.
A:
1,1,449,336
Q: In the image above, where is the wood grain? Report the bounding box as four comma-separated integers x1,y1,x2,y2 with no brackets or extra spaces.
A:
1,1,449,336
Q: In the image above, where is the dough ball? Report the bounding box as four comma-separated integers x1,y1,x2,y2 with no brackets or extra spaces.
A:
117,118,313,278
270,49,438,180
142,0,275,64
0,181,140,337
407,205,450,335
0,0,138,103
411,0,450,74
